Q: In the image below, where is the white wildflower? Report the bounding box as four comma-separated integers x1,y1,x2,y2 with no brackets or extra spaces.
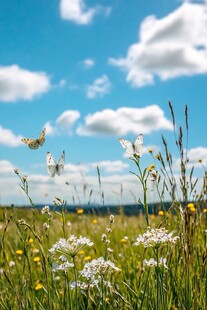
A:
49,235,93,257
41,206,51,215
9,261,15,267
43,222,50,230
135,227,179,248
52,261,74,273
109,215,114,223
143,257,168,269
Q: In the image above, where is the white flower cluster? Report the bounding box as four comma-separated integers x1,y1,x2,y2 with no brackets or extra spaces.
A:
49,235,94,257
135,227,179,248
41,205,51,215
79,257,121,282
143,257,168,269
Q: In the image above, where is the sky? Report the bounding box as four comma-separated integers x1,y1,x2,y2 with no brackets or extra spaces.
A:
0,0,207,206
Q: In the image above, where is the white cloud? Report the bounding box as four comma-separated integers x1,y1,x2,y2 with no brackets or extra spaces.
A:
0,65,50,102
0,126,23,147
65,160,129,174
0,160,16,174
60,0,111,25
77,105,173,136
109,2,207,87
44,121,58,136
56,110,80,132
86,75,111,99
174,146,207,169
81,58,95,69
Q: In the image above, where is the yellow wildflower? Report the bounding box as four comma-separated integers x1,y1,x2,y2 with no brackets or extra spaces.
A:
26,238,34,245
158,210,164,216
147,164,155,171
93,219,98,224
84,256,91,261
33,256,41,262
154,154,160,160
78,250,85,255
203,208,207,213
77,208,84,215
148,149,153,153
150,214,155,219
187,203,194,209
120,238,127,243
15,250,23,255
34,283,43,291
190,207,196,213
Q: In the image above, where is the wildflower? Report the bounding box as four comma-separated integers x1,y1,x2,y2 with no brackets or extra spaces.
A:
77,208,84,215
107,247,113,253
143,257,168,269
158,210,164,216
52,261,74,273
78,250,85,255
33,256,41,262
33,248,40,254
203,208,207,213
22,176,27,183
134,227,179,248
15,250,23,255
149,169,159,183
148,149,153,153
120,238,127,243
84,256,91,261
106,228,112,234
34,282,43,291
154,154,160,160
26,238,34,245
93,219,98,224
109,215,114,223
41,206,51,215
14,169,19,175
105,297,110,302
9,261,15,267
190,206,196,213
187,203,194,209
150,214,155,219
79,257,121,283
49,235,94,257
101,234,110,244
147,164,155,171
198,159,202,163
43,223,50,230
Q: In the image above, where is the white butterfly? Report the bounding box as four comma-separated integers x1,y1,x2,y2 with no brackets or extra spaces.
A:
21,128,46,150
46,151,65,177
118,134,143,157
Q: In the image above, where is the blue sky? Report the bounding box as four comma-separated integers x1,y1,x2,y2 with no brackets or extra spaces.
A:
0,0,207,206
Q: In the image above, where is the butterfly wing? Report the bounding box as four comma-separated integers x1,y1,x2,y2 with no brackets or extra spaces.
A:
46,152,57,177
118,138,134,155
37,128,46,146
133,134,143,157
21,138,40,150
21,128,46,150
57,151,65,176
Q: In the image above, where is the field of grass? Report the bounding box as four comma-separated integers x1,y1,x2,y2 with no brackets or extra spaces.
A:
0,103,207,309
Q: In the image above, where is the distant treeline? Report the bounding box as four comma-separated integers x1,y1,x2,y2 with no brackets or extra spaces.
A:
1,202,178,216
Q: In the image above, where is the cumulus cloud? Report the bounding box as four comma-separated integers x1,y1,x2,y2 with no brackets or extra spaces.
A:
57,110,80,130
0,65,50,102
77,105,173,136
65,160,129,174
0,126,23,147
109,2,207,87
86,75,111,98
81,58,95,69
60,0,111,25
0,160,16,174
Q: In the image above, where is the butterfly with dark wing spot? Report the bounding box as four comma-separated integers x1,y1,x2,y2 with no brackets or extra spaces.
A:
46,151,65,177
21,128,46,150
118,134,143,157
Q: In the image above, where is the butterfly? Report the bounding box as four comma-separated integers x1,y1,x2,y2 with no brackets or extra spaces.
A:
118,134,143,157
21,128,46,150
46,151,65,177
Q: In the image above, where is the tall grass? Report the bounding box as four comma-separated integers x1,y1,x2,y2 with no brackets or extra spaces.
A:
0,103,206,309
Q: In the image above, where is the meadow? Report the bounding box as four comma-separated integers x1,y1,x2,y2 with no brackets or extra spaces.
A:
0,103,207,309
